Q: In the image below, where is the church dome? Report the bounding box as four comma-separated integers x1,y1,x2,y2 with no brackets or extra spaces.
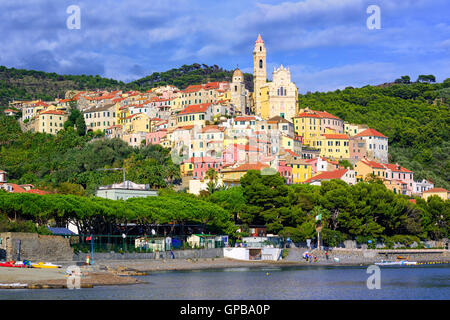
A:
233,68,244,78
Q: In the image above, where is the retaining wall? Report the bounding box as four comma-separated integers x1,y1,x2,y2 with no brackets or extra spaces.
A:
0,232,73,262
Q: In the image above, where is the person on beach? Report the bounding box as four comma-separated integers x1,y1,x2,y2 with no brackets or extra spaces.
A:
84,255,90,265
325,251,329,260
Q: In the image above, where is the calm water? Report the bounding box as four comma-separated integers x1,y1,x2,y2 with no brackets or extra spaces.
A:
1,265,449,300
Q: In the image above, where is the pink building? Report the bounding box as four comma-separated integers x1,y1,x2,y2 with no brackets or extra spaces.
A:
190,157,223,180
277,160,292,184
146,130,167,145
382,163,414,195
349,136,367,161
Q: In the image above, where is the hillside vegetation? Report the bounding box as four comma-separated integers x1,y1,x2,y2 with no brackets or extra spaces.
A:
0,115,180,195
299,79,450,189
0,64,253,107
128,63,253,91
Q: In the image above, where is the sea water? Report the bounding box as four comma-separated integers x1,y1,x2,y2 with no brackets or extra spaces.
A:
1,265,449,300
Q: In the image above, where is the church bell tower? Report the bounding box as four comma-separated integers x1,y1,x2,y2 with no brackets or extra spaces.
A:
253,34,267,115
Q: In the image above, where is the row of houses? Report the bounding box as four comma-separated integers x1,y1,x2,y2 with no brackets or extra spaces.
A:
6,84,443,199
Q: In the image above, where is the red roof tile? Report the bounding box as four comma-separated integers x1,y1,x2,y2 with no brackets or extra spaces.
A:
229,162,269,172
295,110,341,120
355,128,388,138
321,134,349,140
382,163,413,173
423,188,448,193
40,110,66,115
179,103,211,114
306,169,348,182
234,116,256,122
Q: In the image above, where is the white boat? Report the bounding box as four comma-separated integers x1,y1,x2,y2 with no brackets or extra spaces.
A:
375,260,417,266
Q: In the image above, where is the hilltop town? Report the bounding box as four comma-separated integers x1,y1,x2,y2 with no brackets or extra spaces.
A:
1,35,446,202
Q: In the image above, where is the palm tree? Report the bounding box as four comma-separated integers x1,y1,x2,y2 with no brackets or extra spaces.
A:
206,168,219,194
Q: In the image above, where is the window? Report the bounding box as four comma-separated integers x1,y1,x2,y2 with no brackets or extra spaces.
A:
259,59,263,68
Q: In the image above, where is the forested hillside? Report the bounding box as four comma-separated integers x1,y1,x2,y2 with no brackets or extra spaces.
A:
0,115,180,195
0,64,253,107
127,63,253,91
0,66,126,106
299,78,450,189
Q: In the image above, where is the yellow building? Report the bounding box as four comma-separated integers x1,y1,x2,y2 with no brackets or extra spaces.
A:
354,159,388,181
293,109,344,146
384,180,408,195
312,134,350,160
422,188,449,201
176,103,212,127
180,162,194,177
34,110,68,135
288,159,312,184
83,103,116,133
259,86,270,119
124,113,151,133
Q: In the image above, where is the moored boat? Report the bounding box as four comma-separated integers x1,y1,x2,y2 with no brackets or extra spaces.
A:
31,262,62,269
375,260,417,266
0,261,28,268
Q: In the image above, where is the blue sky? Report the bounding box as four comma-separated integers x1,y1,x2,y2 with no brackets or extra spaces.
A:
0,0,449,92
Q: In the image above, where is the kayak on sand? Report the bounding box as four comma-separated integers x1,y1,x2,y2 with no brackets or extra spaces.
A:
31,262,62,269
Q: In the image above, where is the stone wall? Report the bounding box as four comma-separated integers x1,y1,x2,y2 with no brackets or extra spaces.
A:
317,248,449,264
0,232,73,262
73,248,224,261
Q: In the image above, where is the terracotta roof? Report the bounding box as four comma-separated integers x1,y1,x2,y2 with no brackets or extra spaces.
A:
234,116,256,122
179,103,211,114
321,134,349,140
228,162,269,172
423,188,448,193
355,128,388,138
284,150,300,157
4,109,18,113
9,184,26,193
382,163,413,173
174,125,195,131
40,110,66,116
295,110,341,120
183,85,203,93
306,169,348,182
360,159,385,169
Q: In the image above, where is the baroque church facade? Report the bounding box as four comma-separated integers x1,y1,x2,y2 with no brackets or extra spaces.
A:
252,34,298,122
